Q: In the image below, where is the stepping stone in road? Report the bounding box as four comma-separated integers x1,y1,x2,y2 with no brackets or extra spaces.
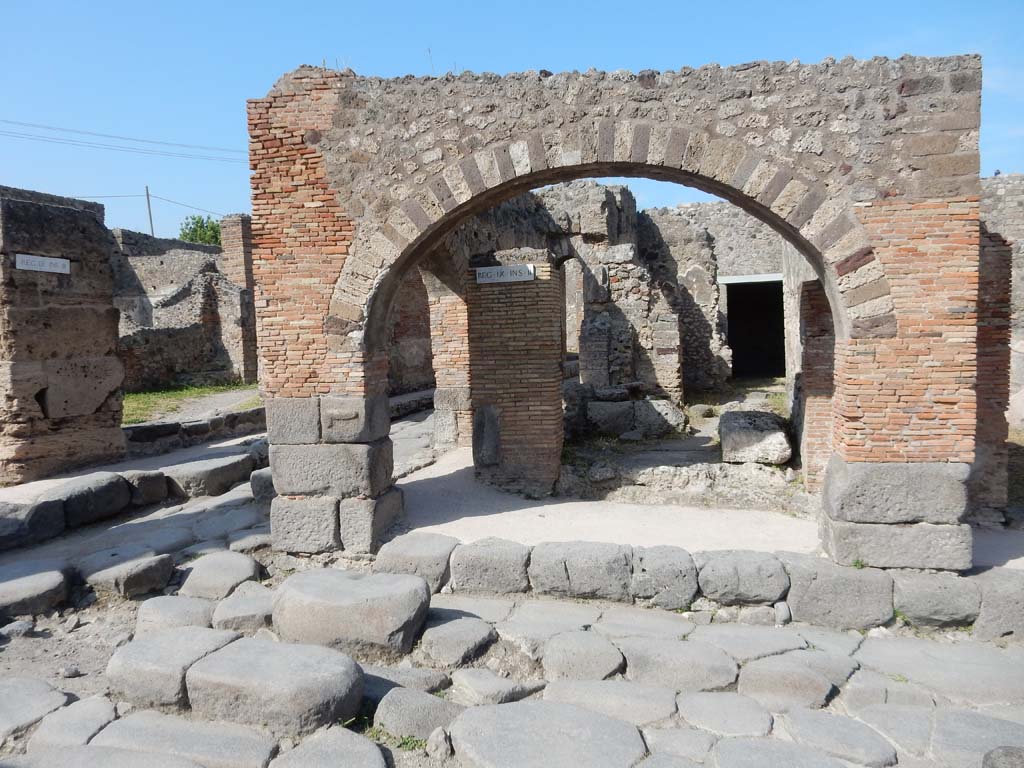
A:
448,700,648,767
373,687,465,740
418,616,496,667
273,569,429,655
710,737,846,767
0,559,69,616
361,664,451,706
689,624,807,663
0,677,67,741
543,680,677,726
106,626,239,708
642,726,718,762
92,710,277,768
7,746,205,768
450,668,544,706
136,596,216,636
179,551,260,600
374,532,459,592
781,709,898,767
736,655,834,712
542,630,624,680
27,696,116,752
185,637,362,737
591,605,695,640
211,581,273,633
675,692,773,738
268,726,386,768
615,637,738,692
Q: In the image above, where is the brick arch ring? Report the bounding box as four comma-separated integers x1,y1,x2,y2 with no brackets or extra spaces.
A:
326,121,896,356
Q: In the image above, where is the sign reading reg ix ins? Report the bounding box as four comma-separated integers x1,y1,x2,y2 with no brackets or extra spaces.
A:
475,264,536,284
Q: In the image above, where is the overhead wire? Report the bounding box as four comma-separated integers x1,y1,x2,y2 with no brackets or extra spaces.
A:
0,118,246,154
0,129,247,163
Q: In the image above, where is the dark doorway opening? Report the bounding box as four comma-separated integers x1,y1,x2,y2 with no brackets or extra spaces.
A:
726,281,786,379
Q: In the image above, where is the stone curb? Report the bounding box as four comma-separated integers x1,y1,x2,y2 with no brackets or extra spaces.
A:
124,408,267,458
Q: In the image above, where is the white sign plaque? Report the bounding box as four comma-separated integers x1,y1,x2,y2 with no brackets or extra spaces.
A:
15,253,71,275
475,264,536,284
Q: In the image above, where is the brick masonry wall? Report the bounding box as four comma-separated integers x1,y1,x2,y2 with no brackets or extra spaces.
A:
795,281,835,490
386,267,435,395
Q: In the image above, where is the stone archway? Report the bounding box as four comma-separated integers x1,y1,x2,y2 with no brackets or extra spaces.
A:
249,56,984,570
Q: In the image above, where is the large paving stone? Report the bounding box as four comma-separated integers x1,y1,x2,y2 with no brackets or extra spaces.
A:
719,411,792,465
688,624,806,662
637,754,701,767
0,678,67,740
642,726,717,762
856,704,934,758
27,696,115,752
268,726,385,768
737,655,834,712
6,746,206,768
791,625,864,657
361,664,451,706
0,498,63,551
615,637,738,691
780,553,893,630
631,546,699,610
81,549,174,598
179,551,260,600
528,541,633,600
893,571,980,627
212,581,273,633
592,605,695,640
92,710,277,768
448,538,530,593
932,709,1024,768
543,679,677,726
495,600,602,659
542,630,624,680
0,559,68,616
972,568,1024,641
122,469,169,507
675,692,772,737
778,649,859,688
269,496,338,554
855,636,1024,707
43,471,131,527
136,596,216,635
273,568,429,654
448,700,648,767
782,709,897,767
824,454,969,524
374,687,464,740
165,455,254,498
185,637,362,736
106,626,239,707
695,550,790,605
419,616,496,667
189,493,265,541
374,532,458,592
710,737,846,767
450,668,544,706
428,593,515,624
821,515,973,571
834,669,939,714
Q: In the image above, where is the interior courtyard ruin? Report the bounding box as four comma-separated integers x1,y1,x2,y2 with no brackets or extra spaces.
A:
2,51,1024,768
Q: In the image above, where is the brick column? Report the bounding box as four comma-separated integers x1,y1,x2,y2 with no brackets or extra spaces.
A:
794,281,834,491
467,250,564,496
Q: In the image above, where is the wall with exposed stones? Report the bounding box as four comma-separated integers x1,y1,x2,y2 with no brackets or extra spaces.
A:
0,186,126,485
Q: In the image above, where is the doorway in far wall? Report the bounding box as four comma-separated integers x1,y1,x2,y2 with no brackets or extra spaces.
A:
723,277,786,379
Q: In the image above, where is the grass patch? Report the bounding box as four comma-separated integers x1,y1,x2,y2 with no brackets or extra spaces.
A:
122,381,253,425
232,395,263,412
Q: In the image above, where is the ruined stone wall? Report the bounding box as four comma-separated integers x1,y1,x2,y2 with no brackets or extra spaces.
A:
111,227,257,392
668,202,794,277
386,267,434,395
0,187,125,484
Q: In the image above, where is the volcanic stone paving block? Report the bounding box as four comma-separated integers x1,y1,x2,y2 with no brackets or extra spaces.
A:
854,704,933,756
737,655,834,711
695,550,790,605
447,700,648,767
6,747,206,768
642,726,718,762
135,596,216,635
419,616,496,667
373,687,465,740
249,467,275,509
429,594,516,624
630,546,699,610
179,551,260,600
82,550,175,598
779,649,859,688
931,710,1024,767
710,737,846,767
27,696,116,752
185,637,362,737
211,581,273,633
637,752,701,767
267,726,386,768
892,571,981,627
92,710,277,768
689,624,807,663
781,709,897,767
675,692,773,737
0,498,64,550
0,678,67,740
0,559,68,616
122,470,169,506
450,668,545,705
448,537,531,593
495,600,603,659
105,626,240,707
592,605,695,640
272,569,429,654
42,472,131,527
270,496,339,554
542,630,624,680
616,636,738,691
528,541,633,600
779,553,893,630
374,532,459,592
361,664,451,706
972,568,1024,641
165,455,254,498
543,680,678,726
718,411,792,465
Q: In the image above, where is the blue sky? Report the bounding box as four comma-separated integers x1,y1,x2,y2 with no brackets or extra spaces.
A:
1,0,1020,236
